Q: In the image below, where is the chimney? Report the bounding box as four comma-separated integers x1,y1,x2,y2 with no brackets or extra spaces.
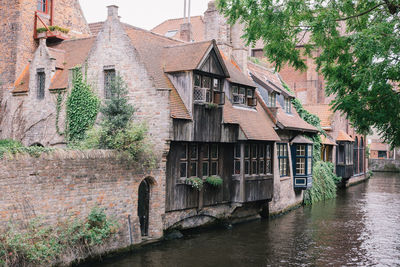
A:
180,23,192,42
107,5,119,19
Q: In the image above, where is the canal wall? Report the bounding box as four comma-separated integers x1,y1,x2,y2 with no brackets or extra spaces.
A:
369,159,400,172
0,150,165,252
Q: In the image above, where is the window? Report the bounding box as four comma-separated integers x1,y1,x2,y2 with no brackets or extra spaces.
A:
266,144,272,174
293,144,312,176
231,84,256,106
179,143,219,178
268,92,276,107
378,151,387,158
345,143,354,165
338,143,345,164
354,138,359,174
251,49,264,58
165,30,178,38
37,69,45,100
245,144,250,175
359,138,364,173
104,69,115,99
278,143,289,176
37,0,47,13
233,143,241,175
193,73,223,104
284,97,292,113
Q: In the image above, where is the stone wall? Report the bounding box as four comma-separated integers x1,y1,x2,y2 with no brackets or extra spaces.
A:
0,150,165,247
369,159,400,172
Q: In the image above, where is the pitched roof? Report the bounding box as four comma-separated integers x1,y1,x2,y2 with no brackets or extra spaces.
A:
49,37,96,90
151,16,205,42
223,95,280,141
321,134,337,146
89,22,104,36
221,54,256,88
303,104,334,129
12,64,30,94
163,41,215,73
275,106,318,132
337,130,354,142
370,142,389,151
291,135,313,144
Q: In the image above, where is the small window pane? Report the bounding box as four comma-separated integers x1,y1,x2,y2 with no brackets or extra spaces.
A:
296,158,305,175
211,144,218,159
190,144,198,160
247,89,253,98
202,162,209,177
252,160,257,174
297,145,305,156
104,69,116,99
194,74,201,87
203,144,209,159
190,162,198,177
251,144,257,158
266,145,271,158
180,144,188,160
259,160,265,174
259,145,265,158
234,160,241,175
266,160,272,174
234,144,241,158
245,144,250,158
308,145,312,156
308,158,312,175
245,160,250,175
180,162,187,178
211,161,218,175
213,79,220,91
239,87,246,96
232,85,238,94
202,76,211,89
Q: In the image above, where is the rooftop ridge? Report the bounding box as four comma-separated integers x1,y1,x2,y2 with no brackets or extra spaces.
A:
164,39,212,49
151,15,204,31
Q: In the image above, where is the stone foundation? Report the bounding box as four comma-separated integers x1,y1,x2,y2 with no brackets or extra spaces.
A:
369,159,400,173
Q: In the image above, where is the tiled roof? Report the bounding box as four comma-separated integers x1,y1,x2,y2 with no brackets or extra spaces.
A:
321,134,336,146
370,142,389,151
221,53,256,88
167,77,191,120
48,48,65,69
337,130,354,142
12,64,30,94
151,16,205,42
49,37,96,90
291,135,313,144
248,61,295,97
89,22,104,36
163,41,215,73
275,106,318,132
303,104,334,129
223,95,280,141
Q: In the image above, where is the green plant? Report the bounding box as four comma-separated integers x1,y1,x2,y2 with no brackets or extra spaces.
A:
186,177,203,191
0,139,53,159
36,26,70,34
205,175,223,187
55,91,65,136
303,161,341,205
205,103,218,109
367,170,374,178
66,66,100,142
0,207,118,266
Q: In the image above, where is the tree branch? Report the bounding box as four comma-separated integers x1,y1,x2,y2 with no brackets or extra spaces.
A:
335,3,385,21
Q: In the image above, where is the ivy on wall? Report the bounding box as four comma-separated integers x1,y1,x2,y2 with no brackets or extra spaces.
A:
55,91,65,136
66,67,100,142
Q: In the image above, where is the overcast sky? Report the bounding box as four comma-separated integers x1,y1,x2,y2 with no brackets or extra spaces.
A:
79,0,211,30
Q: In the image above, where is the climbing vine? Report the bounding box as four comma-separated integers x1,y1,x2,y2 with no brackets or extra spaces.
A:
282,82,340,204
55,91,65,136
66,66,100,142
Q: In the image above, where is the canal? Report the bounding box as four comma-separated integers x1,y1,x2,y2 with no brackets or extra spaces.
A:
89,173,400,266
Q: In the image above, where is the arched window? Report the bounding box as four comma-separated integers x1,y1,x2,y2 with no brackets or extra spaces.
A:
353,137,359,174
360,138,364,173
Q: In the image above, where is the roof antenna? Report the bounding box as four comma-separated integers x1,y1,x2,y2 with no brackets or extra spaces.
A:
188,0,191,24
184,0,187,23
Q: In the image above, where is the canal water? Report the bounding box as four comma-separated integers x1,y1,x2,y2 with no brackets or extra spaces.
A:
91,173,400,267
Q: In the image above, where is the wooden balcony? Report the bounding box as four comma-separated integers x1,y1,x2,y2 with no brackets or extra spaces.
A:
336,164,354,179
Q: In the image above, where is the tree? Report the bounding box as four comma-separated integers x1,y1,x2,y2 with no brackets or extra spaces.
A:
218,0,400,146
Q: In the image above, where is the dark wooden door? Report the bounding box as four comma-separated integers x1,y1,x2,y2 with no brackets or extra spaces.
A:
138,180,150,236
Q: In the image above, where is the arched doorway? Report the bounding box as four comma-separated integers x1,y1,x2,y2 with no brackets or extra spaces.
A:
138,179,150,236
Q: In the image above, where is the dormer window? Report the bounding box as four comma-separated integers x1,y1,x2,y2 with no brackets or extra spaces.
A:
37,0,48,13
268,92,276,107
193,72,224,105
231,84,257,107
284,97,292,113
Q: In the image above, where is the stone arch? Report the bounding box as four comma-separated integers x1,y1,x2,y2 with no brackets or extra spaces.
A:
137,176,157,237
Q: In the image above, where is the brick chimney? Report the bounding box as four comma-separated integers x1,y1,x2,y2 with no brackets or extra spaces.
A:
107,5,119,20
180,23,192,42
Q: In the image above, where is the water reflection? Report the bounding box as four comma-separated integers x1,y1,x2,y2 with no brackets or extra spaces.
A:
86,173,400,267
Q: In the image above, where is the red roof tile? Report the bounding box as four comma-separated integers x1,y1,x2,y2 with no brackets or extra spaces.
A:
151,16,205,42
370,142,389,151
321,134,337,146
303,104,334,129
223,95,280,141
337,130,354,142
12,64,30,94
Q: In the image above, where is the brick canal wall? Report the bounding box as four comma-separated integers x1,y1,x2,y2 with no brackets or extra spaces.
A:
0,150,165,249
369,159,400,172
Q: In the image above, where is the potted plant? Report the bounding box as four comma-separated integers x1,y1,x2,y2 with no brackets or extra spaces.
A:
205,175,223,187
185,177,203,191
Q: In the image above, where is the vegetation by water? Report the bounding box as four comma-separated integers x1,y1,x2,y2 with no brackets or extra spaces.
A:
0,207,118,267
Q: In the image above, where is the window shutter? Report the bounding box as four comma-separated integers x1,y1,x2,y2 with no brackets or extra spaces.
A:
213,91,225,105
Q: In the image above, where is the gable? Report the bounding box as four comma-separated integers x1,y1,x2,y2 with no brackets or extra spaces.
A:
199,49,225,76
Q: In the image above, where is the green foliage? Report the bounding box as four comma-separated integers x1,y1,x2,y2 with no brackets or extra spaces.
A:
75,75,155,168
205,103,218,109
303,161,341,205
218,0,400,147
205,175,223,187
0,139,53,159
55,91,65,136
66,67,100,142
0,207,117,266
36,26,70,34
185,177,203,191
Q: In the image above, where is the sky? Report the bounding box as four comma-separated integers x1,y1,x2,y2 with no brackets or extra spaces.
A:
79,0,211,30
